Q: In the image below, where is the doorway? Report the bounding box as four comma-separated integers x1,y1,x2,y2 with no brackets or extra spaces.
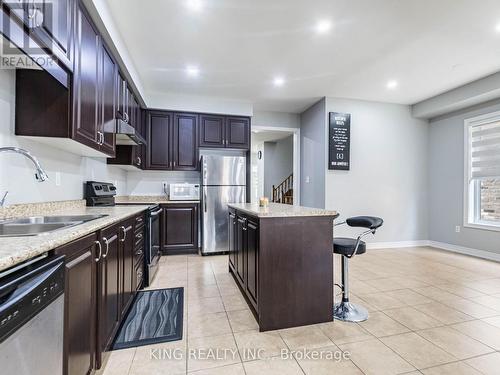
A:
250,126,300,205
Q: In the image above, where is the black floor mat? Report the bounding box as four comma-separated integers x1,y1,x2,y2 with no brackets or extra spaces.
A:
112,287,184,350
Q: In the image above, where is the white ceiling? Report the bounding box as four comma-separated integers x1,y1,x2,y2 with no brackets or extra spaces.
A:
105,0,500,113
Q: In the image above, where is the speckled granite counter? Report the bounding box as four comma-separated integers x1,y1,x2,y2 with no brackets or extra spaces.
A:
0,203,151,272
228,203,339,218
115,196,200,204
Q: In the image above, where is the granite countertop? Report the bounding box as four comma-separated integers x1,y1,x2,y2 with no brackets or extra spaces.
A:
228,203,339,218
115,196,200,204
0,204,151,272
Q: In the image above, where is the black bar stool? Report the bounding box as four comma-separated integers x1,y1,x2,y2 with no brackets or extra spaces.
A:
333,216,383,322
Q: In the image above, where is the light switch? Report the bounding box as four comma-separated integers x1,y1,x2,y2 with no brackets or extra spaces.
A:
55,172,61,186
305,176,310,183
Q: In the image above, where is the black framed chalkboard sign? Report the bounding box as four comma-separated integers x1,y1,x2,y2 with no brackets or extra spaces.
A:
328,112,351,170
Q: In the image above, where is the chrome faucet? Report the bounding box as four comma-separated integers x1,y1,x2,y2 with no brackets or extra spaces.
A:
0,147,49,182
0,147,49,207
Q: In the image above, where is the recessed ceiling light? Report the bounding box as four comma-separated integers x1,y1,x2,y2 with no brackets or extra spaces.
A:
315,20,332,34
186,65,200,77
386,80,398,89
186,0,203,12
273,76,286,87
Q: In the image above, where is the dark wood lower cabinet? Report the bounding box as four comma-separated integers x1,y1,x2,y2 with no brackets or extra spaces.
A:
55,233,97,375
56,211,146,374
162,203,199,254
245,219,259,308
97,223,121,368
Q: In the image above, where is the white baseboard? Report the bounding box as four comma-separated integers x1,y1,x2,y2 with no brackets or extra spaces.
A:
365,240,500,262
366,240,429,249
427,241,500,262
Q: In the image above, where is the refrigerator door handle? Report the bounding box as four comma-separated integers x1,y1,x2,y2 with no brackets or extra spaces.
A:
203,187,207,213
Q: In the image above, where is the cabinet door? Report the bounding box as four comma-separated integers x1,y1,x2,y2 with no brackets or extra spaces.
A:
199,114,225,148
145,111,172,170
236,217,246,284
246,219,259,306
120,221,135,316
72,2,99,150
162,204,198,253
29,0,73,66
56,234,97,375
228,212,237,269
226,117,250,149
97,225,120,367
116,73,126,121
172,113,198,171
128,89,136,128
99,42,116,156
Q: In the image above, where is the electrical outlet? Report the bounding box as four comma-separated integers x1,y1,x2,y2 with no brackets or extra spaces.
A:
162,182,168,195
55,172,61,186
455,226,461,233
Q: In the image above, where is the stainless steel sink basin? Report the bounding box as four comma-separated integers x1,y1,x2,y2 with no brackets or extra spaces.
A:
0,214,108,237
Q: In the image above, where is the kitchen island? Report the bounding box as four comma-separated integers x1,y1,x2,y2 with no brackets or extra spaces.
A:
227,203,339,331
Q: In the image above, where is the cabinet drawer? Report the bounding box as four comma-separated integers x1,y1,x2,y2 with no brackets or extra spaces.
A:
135,261,144,290
134,242,144,265
135,214,145,229
134,229,144,248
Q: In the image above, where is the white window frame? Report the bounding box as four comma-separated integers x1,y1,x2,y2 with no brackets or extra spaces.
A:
463,111,500,232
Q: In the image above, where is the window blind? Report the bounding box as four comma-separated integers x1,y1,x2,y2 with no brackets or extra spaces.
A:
470,120,500,179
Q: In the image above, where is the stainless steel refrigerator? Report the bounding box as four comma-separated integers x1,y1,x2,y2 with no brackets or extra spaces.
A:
201,155,246,254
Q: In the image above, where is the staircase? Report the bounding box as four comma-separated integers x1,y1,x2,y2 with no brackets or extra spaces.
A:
272,174,293,205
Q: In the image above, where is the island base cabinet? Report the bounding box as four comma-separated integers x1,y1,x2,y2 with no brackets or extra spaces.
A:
229,209,334,332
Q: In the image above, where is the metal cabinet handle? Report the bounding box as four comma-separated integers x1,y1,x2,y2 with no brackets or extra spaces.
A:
102,237,109,258
120,226,126,242
27,0,37,19
95,241,102,262
136,157,141,165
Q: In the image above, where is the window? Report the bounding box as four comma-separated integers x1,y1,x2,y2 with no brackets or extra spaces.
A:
465,112,500,230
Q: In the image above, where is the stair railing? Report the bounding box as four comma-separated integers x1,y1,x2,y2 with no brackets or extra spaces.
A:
272,174,293,204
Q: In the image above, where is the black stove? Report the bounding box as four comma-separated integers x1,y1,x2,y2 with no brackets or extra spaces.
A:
84,181,117,206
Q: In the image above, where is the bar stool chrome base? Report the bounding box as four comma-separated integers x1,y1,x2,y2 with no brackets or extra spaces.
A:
333,301,369,322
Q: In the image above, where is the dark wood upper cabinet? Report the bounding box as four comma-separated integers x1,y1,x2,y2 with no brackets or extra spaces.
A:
28,0,73,67
162,203,199,254
199,114,225,148
199,114,250,150
99,42,116,156
172,113,198,171
72,1,99,149
146,111,173,170
226,116,250,149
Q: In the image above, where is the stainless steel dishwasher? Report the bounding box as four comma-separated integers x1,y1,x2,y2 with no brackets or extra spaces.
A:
0,254,65,375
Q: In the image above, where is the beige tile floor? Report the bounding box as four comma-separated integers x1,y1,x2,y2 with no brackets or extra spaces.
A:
100,247,500,375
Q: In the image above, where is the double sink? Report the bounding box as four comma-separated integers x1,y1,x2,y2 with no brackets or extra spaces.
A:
0,214,108,237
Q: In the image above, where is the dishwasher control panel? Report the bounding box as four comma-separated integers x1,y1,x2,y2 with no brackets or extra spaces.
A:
0,256,64,343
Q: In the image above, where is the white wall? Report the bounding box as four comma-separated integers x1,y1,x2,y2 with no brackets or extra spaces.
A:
324,98,429,244
0,70,127,205
252,111,300,129
263,136,293,198
300,98,326,208
428,100,500,255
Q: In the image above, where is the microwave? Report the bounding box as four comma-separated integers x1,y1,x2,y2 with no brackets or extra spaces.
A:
169,183,200,201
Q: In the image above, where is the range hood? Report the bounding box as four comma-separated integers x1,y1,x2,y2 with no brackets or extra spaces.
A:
113,118,146,146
